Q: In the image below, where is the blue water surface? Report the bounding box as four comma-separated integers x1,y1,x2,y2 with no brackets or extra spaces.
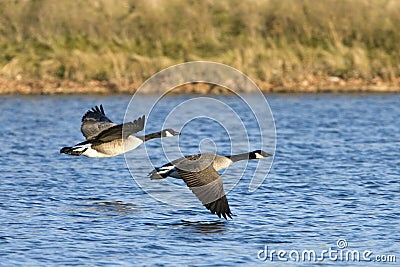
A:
0,94,399,266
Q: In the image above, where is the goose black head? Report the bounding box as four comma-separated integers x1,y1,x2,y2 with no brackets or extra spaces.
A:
249,150,273,159
161,128,180,137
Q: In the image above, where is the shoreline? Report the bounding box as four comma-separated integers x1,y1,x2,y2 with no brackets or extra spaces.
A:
0,77,399,95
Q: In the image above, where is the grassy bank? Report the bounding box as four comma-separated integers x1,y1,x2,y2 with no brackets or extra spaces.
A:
1,0,399,94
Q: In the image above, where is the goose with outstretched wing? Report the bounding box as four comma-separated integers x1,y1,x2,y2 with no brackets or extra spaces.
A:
149,150,272,219
60,105,179,158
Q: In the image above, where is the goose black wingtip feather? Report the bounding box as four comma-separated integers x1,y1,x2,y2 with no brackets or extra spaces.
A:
82,104,107,122
90,104,105,115
204,195,233,220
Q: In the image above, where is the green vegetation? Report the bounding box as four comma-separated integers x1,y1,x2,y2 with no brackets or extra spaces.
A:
0,0,399,92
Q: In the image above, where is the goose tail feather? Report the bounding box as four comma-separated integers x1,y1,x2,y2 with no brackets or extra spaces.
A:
60,145,88,156
149,165,176,180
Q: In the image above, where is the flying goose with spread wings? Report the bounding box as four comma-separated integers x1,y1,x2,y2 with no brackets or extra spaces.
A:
149,150,272,219
60,105,179,158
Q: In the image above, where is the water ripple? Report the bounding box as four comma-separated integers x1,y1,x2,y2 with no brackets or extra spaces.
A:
0,94,399,266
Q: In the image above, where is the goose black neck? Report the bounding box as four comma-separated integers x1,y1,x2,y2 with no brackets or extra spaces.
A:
227,152,251,162
143,131,162,141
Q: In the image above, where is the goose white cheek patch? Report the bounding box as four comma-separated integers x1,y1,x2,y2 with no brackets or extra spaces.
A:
165,131,174,137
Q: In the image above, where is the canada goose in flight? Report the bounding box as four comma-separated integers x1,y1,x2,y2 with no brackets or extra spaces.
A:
149,150,272,219
60,105,179,158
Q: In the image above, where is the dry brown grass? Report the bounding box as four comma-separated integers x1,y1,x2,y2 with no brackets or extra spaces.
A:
0,0,399,93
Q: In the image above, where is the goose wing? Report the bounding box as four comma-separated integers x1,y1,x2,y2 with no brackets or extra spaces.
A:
91,115,145,143
81,105,116,140
176,155,232,219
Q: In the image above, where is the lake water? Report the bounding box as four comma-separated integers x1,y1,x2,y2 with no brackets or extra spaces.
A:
0,94,399,266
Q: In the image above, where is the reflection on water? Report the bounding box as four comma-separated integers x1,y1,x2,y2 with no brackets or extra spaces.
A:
93,201,138,213
178,220,227,234
0,94,399,266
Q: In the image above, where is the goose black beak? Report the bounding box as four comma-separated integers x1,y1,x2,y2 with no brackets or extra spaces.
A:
170,130,180,136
